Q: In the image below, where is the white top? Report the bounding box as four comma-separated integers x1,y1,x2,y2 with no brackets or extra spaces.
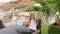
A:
29,20,37,31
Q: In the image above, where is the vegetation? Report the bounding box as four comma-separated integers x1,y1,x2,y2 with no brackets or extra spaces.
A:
49,25,60,34
33,0,60,24
34,0,60,34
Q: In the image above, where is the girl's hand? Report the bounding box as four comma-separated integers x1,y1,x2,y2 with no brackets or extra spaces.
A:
24,22,30,27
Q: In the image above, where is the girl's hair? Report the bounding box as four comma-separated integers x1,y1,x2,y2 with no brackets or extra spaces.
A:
30,13,35,20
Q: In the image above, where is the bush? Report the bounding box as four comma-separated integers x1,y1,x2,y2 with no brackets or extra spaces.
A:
49,25,60,34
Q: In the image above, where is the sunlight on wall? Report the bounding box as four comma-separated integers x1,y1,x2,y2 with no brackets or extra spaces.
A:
0,0,11,3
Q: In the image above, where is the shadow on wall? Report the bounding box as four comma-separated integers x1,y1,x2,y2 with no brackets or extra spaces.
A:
0,20,4,29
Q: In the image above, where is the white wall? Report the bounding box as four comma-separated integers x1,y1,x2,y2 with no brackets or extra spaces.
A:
0,0,11,3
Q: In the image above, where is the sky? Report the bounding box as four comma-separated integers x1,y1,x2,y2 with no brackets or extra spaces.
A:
0,0,11,3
